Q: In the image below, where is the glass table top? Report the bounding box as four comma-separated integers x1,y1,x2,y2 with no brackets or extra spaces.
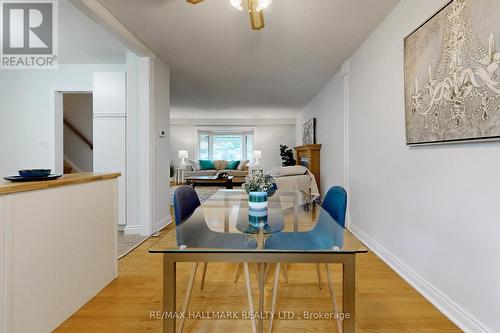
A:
149,190,368,254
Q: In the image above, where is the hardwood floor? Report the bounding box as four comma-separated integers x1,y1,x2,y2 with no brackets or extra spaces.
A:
54,224,461,333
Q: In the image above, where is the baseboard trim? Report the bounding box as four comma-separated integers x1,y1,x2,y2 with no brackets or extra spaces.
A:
348,223,489,333
154,216,172,234
123,224,141,235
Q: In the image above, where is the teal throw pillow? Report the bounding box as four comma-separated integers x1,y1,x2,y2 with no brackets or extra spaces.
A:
226,160,240,170
199,160,215,170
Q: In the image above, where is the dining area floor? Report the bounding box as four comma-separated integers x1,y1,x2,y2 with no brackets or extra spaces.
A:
54,223,461,333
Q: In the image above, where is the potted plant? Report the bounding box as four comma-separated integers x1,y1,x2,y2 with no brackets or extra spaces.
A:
279,145,296,166
243,171,277,210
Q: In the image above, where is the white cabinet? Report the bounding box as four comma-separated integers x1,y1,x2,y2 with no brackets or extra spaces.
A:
0,177,118,333
93,72,127,226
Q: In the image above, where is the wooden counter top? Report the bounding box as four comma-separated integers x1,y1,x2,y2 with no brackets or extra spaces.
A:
0,172,121,196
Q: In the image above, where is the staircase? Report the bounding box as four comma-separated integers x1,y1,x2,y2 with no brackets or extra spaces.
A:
63,118,93,174
64,159,74,174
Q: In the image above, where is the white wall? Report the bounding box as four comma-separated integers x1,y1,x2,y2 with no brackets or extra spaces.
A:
124,56,171,236
152,59,171,231
63,93,93,172
255,125,296,172
125,53,142,234
0,64,125,178
170,124,197,168
170,122,296,172
298,0,499,331
296,70,346,194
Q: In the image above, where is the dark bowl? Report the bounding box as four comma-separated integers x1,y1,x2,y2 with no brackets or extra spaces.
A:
18,169,52,178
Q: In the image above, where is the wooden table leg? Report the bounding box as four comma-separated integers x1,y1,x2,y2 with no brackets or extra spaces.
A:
163,256,176,333
244,263,257,333
343,255,356,333
258,263,265,333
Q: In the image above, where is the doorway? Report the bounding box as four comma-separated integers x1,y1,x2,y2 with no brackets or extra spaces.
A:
62,93,93,174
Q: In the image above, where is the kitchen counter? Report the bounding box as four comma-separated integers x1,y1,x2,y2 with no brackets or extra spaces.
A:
0,172,120,333
0,172,121,195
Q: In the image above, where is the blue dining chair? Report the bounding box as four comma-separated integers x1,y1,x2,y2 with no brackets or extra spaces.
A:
173,186,259,333
173,185,201,225
321,186,347,227
310,186,347,291
266,186,347,333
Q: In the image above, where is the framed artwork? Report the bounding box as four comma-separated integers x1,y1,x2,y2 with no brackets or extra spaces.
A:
404,0,500,145
302,118,316,145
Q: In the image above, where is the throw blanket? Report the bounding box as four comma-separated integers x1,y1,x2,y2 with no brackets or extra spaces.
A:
307,169,320,198
271,166,320,199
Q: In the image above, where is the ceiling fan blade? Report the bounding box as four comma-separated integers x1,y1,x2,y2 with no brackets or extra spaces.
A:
187,0,205,4
247,0,265,30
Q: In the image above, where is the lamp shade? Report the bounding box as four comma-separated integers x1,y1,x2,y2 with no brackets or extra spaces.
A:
252,150,262,159
178,150,189,159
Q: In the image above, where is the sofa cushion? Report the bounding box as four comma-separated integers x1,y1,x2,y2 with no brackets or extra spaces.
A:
184,170,217,177
237,160,250,171
189,160,200,171
226,160,240,170
199,160,215,170
213,160,228,170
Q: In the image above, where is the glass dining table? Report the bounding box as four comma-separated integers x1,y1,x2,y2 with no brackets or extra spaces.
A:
150,189,368,333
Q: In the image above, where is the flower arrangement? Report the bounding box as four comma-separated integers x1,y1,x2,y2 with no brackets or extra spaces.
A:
243,171,277,196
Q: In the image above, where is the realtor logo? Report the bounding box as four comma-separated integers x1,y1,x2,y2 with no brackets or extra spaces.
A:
1,0,58,69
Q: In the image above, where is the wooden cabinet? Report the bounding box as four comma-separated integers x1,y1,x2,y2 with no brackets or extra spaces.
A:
294,144,322,193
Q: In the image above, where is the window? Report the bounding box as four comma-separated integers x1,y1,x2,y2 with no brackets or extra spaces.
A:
199,133,209,160
198,130,254,161
213,135,242,160
245,134,253,161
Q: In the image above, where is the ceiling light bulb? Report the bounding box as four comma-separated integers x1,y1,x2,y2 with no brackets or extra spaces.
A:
256,0,272,11
230,0,243,11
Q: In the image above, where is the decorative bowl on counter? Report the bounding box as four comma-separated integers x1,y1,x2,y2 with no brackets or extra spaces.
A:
18,169,52,178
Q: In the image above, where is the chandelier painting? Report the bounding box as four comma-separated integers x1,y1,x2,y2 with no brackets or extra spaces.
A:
404,0,500,144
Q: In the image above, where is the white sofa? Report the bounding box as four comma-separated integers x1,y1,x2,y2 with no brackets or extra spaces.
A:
183,159,250,183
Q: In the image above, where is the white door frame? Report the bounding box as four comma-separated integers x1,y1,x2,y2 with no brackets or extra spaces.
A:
52,90,93,175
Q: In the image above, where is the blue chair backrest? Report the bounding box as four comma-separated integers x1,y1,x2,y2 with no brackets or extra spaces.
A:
173,186,201,225
322,186,347,228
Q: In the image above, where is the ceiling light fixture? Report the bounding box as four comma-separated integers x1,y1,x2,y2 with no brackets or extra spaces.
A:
187,0,272,30
230,0,243,11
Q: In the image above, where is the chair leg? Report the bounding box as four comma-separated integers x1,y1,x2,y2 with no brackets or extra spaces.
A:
324,263,342,333
244,263,257,333
200,262,208,290
234,262,241,283
269,263,281,333
178,262,198,333
264,263,270,284
283,263,289,283
254,263,261,287
316,263,323,289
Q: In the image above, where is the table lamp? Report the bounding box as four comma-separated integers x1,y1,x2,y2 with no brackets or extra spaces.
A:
252,150,262,167
178,150,188,168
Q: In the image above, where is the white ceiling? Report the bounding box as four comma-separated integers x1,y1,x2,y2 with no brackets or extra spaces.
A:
98,0,399,117
59,0,129,64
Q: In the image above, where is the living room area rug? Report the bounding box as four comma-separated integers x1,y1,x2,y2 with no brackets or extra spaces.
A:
169,185,223,205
